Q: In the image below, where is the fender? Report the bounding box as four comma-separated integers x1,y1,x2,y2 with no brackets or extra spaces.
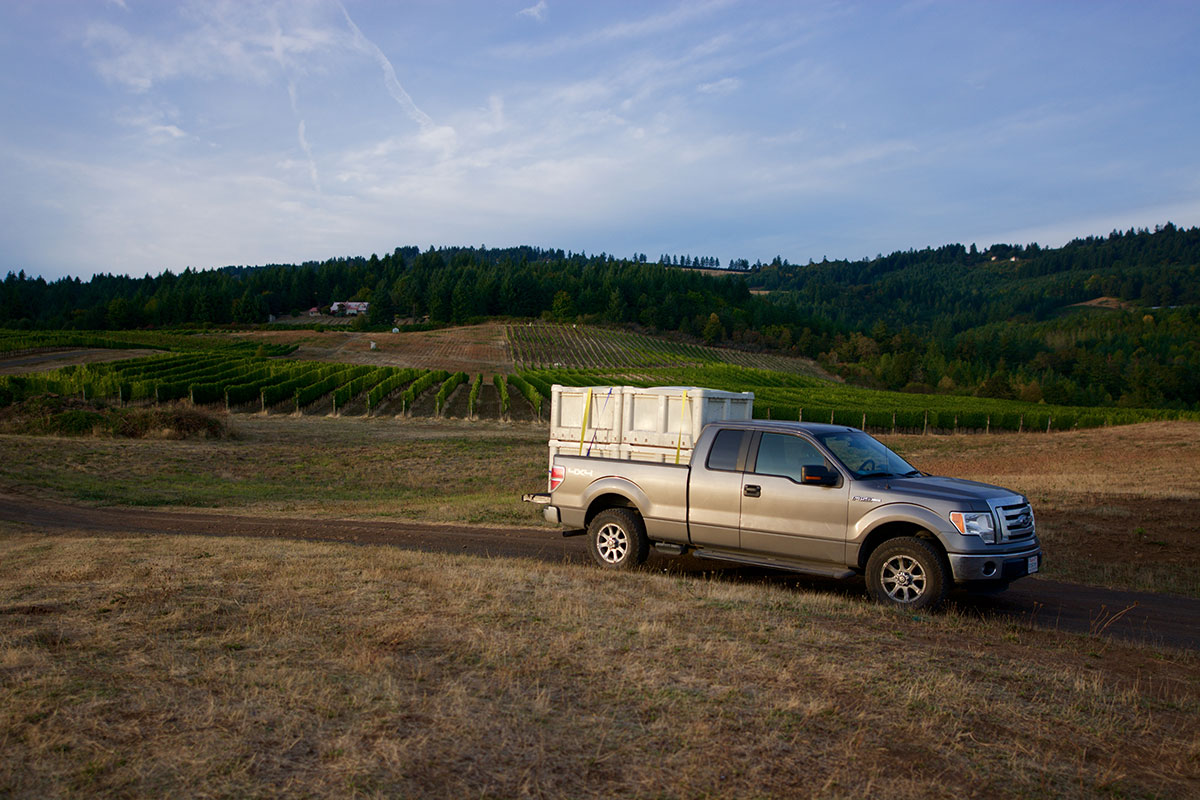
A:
581,476,650,519
849,502,955,562
580,475,689,543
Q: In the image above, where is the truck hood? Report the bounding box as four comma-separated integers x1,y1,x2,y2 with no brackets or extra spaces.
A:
862,475,1023,506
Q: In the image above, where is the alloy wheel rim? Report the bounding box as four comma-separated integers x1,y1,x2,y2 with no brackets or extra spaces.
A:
881,554,926,603
597,523,629,563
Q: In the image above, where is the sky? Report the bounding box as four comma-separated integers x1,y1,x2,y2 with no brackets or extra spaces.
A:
2,1,1199,282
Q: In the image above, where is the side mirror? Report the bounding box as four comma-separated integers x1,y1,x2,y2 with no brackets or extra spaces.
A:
801,464,839,487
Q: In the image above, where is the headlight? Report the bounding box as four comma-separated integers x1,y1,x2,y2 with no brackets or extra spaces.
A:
950,511,997,543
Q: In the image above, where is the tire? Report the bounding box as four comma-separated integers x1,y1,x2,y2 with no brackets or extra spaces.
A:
865,536,949,610
587,508,650,570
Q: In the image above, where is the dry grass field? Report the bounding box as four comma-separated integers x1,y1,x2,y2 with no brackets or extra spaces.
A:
2,531,1196,799
2,411,1200,797
1,416,1197,596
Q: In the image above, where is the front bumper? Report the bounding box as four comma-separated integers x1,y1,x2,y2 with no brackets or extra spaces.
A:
948,543,1042,583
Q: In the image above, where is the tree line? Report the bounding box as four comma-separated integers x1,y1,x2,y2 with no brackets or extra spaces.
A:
1,225,1198,410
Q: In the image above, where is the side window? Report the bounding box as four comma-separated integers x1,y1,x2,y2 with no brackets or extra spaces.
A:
753,433,826,483
706,429,747,472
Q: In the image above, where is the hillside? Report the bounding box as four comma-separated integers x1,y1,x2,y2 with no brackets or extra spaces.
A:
1,224,1197,410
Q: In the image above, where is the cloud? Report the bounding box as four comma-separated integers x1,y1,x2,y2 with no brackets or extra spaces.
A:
518,1,547,22
496,0,735,58
84,1,355,93
114,106,189,142
698,77,740,95
149,124,186,139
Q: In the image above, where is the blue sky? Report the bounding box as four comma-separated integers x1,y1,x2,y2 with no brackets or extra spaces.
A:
2,0,1198,281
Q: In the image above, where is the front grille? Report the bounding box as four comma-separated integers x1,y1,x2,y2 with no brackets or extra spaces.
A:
997,502,1035,542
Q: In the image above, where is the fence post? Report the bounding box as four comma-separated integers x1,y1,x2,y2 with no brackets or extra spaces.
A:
923,410,928,435
953,415,958,433
1047,416,1052,433
1018,414,1024,433
799,407,803,422
861,412,866,430
892,412,896,434
986,414,990,434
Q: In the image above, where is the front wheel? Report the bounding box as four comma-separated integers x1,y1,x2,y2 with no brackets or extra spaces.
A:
587,508,650,570
865,536,948,610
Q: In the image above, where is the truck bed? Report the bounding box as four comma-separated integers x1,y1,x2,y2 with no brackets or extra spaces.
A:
549,454,691,544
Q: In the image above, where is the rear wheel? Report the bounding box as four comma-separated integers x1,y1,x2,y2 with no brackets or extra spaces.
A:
865,536,948,610
587,508,650,570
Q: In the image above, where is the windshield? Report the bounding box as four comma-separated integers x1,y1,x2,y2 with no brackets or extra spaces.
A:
813,429,919,480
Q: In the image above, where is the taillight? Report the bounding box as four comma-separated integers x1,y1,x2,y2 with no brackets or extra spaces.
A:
549,465,565,491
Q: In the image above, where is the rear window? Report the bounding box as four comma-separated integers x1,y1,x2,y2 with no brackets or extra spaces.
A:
706,429,747,472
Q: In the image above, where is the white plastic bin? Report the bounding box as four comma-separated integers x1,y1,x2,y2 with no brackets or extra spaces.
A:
622,386,754,450
548,384,753,466
550,385,625,446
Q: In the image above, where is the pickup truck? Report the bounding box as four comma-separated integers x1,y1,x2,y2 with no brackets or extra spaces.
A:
527,420,1042,609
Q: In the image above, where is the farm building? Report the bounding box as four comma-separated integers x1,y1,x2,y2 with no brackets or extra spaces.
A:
330,301,369,316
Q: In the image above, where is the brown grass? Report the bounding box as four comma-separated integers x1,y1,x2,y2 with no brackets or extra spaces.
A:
1,418,1198,595
2,530,1197,799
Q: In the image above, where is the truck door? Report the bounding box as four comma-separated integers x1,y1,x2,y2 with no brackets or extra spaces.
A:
687,428,750,549
739,432,849,563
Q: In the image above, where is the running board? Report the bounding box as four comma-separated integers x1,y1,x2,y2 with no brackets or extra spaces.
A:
691,548,855,579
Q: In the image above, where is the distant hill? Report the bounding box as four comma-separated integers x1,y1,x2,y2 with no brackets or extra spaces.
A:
1,224,1197,409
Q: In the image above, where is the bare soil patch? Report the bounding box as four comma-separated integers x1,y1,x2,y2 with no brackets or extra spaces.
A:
472,383,502,420
1071,296,1135,310
0,348,161,375
236,325,512,373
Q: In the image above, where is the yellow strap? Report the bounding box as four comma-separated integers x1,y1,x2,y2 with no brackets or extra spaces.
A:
578,388,593,455
675,389,689,464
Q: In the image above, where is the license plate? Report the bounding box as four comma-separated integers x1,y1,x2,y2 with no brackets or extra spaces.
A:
1027,555,1039,574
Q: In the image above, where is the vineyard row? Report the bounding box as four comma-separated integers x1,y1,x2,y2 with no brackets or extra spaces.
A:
0,355,539,419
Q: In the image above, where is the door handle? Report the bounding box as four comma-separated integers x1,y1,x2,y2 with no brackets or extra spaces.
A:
744,484,761,498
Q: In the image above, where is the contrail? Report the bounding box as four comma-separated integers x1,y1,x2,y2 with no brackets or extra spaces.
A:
335,0,435,131
280,34,320,193
297,119,321,193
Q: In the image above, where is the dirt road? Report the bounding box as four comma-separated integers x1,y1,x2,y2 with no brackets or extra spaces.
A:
3,490,1197,651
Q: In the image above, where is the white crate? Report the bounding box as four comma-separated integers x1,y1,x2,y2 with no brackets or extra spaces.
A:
550,384,753,453
550,385,626,446
621,386,754,450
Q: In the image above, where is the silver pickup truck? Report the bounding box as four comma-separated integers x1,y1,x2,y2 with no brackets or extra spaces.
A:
528,420,1042,609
